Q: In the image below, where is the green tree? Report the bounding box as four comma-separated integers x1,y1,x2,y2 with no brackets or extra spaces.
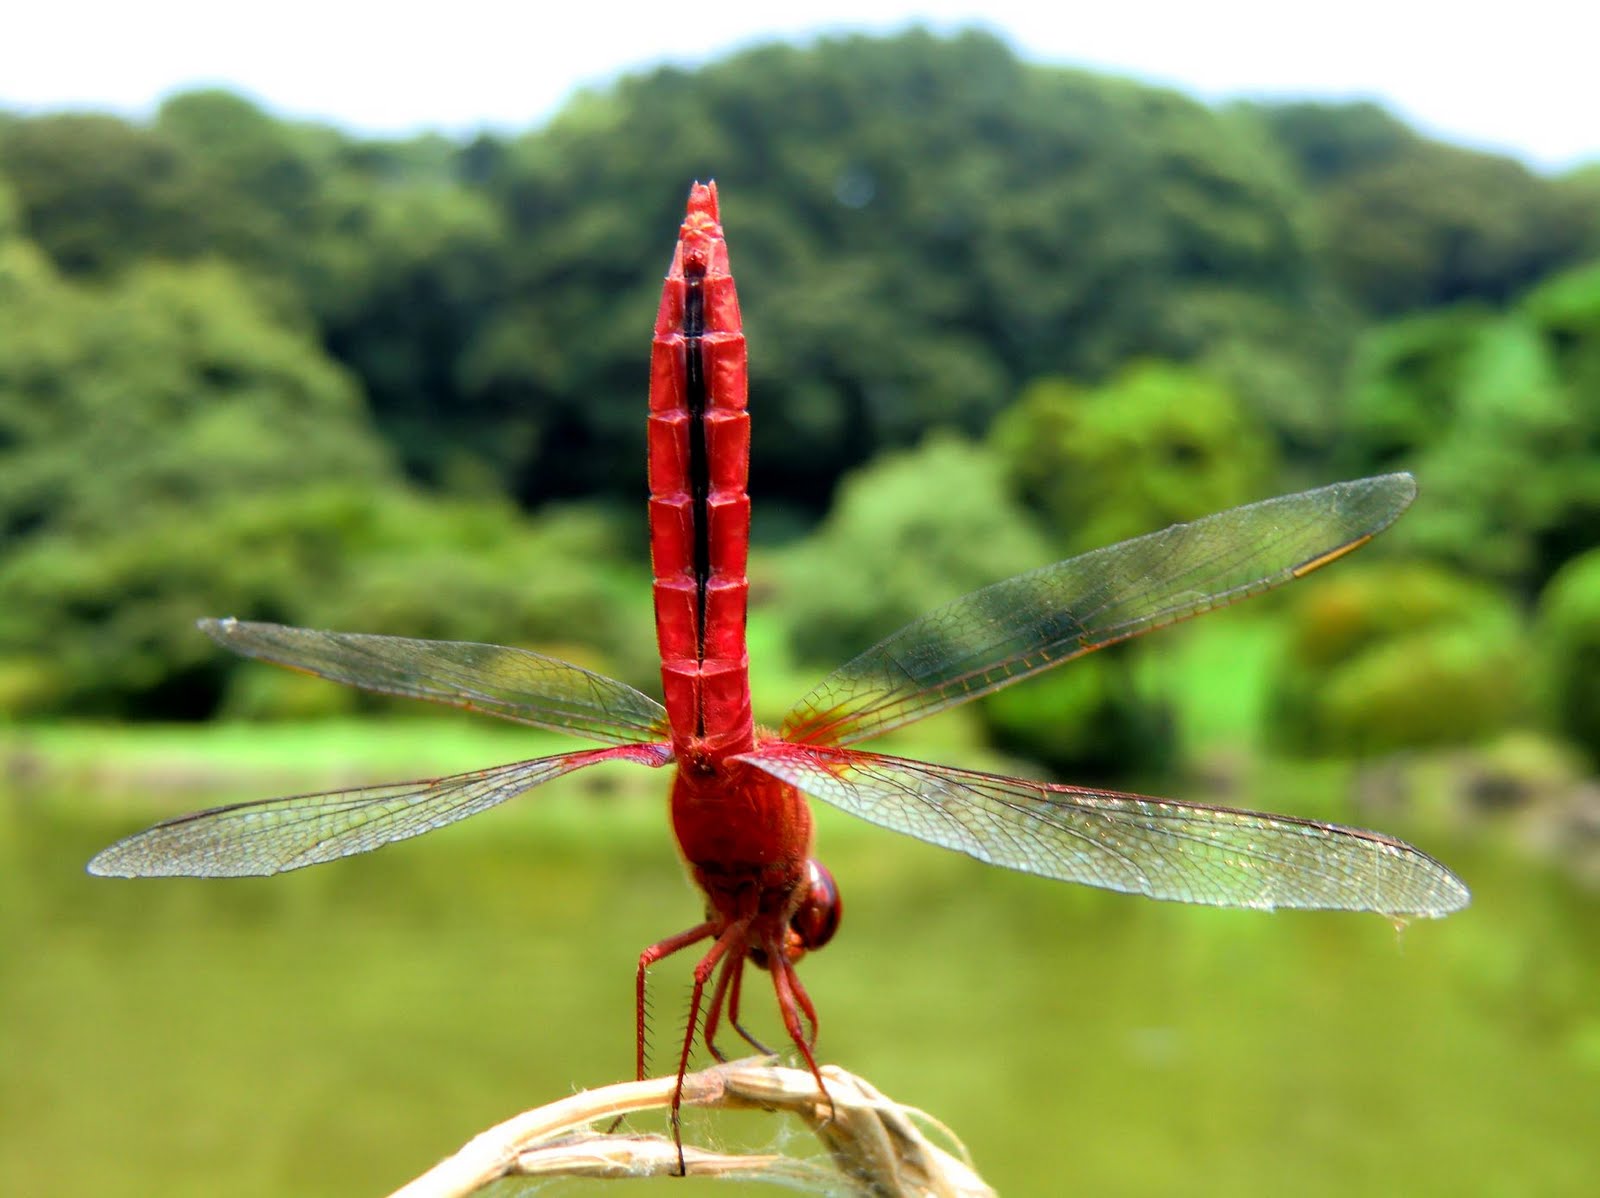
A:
1265,563,1528,755
1522,265,1600,579
1553,163,1600,260
155,90,327,225
1523,260,1600,451
777,434,1174,777
991,363,1277,553
1343,291,1600,590
0,259,388,540
471,28,1337,505
150,89,342,289
0,113,210,275
1535,548,1600,765
1253,99,1594,317
318,182,514,490
0,175,18,243
1245,100,1418,187
0,258,389,713
779,434,1052,667
1316,143,1586,316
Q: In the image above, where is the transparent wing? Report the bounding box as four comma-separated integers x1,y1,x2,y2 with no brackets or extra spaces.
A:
739,743,1468,917
201,618,668,746
782,474,1416,746
87,742,672,878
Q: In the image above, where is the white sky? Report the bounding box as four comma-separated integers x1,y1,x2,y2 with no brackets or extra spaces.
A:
4,1,1596,171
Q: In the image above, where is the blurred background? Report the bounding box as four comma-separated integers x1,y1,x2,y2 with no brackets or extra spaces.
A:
3,5,1598,1195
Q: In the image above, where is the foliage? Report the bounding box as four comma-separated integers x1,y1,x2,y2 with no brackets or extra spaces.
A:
0,255,647,717
1320,145,1585,315
1342,280,1600,590
777,435,1174,775
455,28,1340,502
1535,548,1600,766
316,179,514,489
0,486,650,719
1553,163,1600,260
0,257,389,542
991,362,1276,553
978,651,1176,782
0,175,18,243
1523,260,1600,430
0,28,1597,758
1244,100,1418,187
2,40,1590,518
778,434,1053,667
154,89,333,238
1264,564,1529,755
0,113,211,275
0,247,385,714
1253,102,1595,317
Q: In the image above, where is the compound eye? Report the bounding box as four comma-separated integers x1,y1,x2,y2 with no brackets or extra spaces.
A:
790,859,842,952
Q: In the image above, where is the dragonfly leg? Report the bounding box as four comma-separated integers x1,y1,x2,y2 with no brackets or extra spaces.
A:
669,922,748,1173
786,958,821,1050
727,957,776,1055
766,936,833,1124
702,947,748,1062
636,921,714,1082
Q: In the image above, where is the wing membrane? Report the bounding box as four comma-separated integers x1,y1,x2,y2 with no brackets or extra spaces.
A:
87,743,672,878
739,743,1468,917
202,619,668,746
782,474,1416,746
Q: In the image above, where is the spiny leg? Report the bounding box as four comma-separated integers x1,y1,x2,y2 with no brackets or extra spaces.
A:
727,954,776,1056
785,956,822,1051
766,936,833,1124
636,921,714,1082
670,922,748,1172
702,947,747,1063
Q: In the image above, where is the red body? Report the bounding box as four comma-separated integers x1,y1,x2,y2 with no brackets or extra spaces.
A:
648,186,755,759
650,185,814,927
640,185,832,1105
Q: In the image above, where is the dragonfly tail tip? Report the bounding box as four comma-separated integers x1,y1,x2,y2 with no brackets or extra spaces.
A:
687,180,720,220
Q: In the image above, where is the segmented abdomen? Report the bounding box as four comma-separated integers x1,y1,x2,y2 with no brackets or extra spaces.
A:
647,183,754,759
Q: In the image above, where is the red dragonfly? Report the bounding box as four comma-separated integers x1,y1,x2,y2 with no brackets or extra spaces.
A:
92,182,1469,1134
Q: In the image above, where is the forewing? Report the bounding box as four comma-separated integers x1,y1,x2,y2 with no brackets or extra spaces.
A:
782,474,1416,745
739,743,1468,916
202,619,668,746
87,742,672,878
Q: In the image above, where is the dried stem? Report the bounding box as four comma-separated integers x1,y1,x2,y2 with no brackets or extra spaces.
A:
384,1058,994,1197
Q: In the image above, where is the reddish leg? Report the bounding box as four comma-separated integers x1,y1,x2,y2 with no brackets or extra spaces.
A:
784,956,822,1050
727,956,776,1056
666,922,749,1170
676,924,746,1082
702,948,746,1062
766,936,833,1121
636,921,714,1082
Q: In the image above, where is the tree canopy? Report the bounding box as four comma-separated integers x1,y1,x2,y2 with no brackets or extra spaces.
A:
1,28,1595,770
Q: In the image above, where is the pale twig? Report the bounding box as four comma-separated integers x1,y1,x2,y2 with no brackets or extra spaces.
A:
384,1058,995,1197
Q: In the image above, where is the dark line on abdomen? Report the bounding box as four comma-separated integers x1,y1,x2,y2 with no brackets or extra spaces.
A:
682,270,711,701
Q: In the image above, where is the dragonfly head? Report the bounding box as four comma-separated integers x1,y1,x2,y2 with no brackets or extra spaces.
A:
750,858,842,969
792,858,842,953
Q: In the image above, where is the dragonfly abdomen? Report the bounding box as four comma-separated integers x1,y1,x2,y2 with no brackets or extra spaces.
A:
648,182,754,758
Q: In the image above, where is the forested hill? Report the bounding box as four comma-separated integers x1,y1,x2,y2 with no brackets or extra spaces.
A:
4,29,1594,504
2,28,1598,765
